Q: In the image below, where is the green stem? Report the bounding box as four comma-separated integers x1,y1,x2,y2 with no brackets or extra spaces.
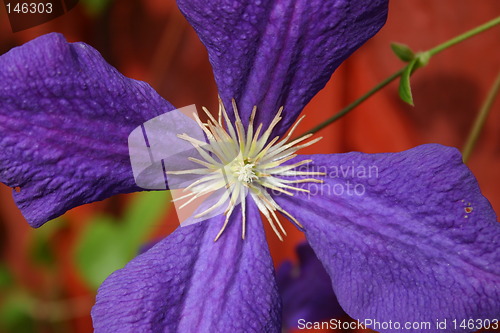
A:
462,70,500,163
301,15,500,137
428,16,500,56
303,69,404,136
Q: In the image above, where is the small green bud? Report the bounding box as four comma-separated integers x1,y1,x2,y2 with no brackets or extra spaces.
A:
391,42,415,62
415,51,431,68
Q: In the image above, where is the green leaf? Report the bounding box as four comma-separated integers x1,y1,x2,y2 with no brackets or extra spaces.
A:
391,42,415,62
74,192,170,289
75,216,128,289
398,58,418,106
121,191,170,257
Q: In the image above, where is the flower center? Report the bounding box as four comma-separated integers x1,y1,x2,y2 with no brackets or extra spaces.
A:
168,98,324,241
233,159,258,184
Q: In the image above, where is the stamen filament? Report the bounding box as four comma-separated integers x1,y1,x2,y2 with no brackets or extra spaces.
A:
171,99,323,241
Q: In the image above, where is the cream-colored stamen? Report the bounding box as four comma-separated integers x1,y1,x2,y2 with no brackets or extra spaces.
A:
168,98,325,241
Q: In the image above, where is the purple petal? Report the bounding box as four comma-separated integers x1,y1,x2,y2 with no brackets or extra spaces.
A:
92,200,281,332
277,242,345,329
176,0,388,134
0,33,174,227
275,144,500,333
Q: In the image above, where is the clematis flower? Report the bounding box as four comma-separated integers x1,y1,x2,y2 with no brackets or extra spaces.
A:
0,1,499,333
277,242,346,329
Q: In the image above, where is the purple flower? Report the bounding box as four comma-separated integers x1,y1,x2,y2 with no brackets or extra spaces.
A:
1,1,499,333
277,242,346,329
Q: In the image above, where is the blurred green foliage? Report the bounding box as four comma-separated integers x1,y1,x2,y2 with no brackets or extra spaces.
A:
75,191,170,289
0,219,66,332
0,193,170,332
0,263,13,289
80,0,114,16
0,292,35,333
30,218,67,267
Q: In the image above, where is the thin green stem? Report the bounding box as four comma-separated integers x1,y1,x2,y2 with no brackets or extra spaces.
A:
300,15,500,137
428,16,500,56
462,70,500,163
303,69,404,136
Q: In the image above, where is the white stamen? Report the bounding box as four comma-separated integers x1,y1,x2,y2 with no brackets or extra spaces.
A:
173,98,325,241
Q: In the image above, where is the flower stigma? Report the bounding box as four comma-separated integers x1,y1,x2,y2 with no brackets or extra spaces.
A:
233,160,258,183
168,98,325,241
